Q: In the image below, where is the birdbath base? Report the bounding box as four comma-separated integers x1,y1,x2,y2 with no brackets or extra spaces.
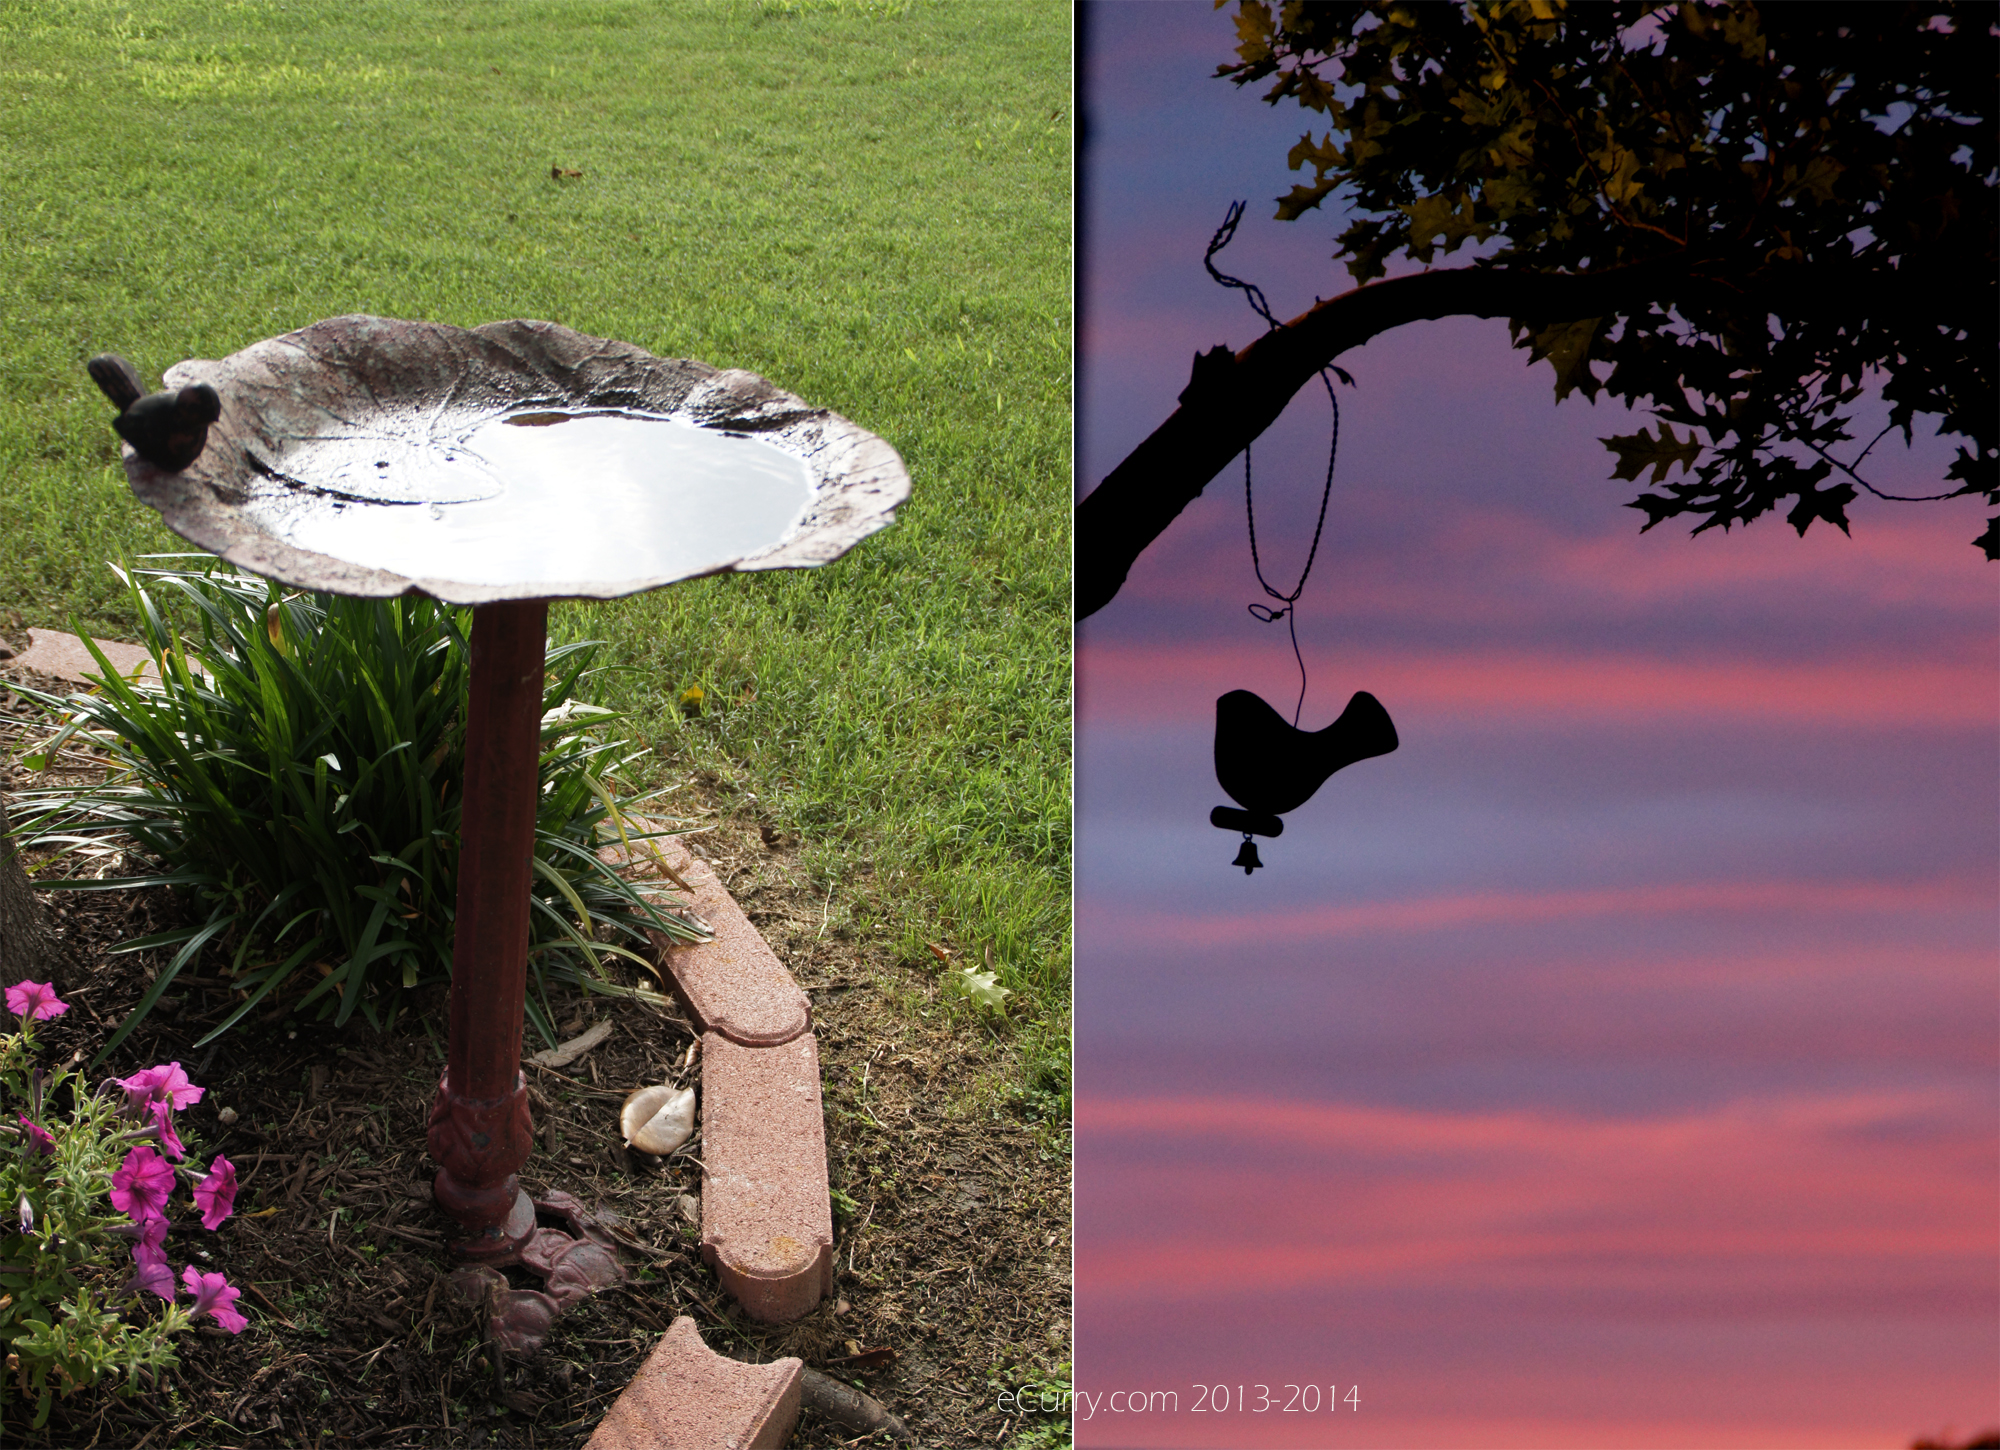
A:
446,1191,636,1356
430,1166,536,1264
451,1188,537,1263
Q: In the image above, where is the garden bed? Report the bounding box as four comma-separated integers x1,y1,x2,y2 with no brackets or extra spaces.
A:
3,654,1071,1449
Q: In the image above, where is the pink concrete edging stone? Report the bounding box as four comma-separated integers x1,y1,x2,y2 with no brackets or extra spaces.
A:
583,1316,801,1450
600,830,811,1049
700,1030,835,1324
11,628,159,686
651,839,811,1048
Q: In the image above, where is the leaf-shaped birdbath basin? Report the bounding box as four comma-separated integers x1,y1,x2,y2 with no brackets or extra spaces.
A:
120,314,908,602
96,315,909,1337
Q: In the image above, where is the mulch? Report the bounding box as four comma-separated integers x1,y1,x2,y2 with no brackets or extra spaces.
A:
2,646,1071,1449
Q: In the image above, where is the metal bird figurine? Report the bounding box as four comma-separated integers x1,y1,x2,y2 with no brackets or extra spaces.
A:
1211,688,1398,873
87,353,220,472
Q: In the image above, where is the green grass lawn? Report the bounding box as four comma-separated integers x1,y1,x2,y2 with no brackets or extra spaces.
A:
0,1,1069,1099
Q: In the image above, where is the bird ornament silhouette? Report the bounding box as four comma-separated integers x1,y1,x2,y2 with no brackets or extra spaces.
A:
1210,689,1398,873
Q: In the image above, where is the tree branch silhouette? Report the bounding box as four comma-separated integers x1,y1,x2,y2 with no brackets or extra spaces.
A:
1083,256,1684,619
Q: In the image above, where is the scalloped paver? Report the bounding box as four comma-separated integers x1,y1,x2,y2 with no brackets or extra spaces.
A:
600,829,811,1048
583,1316,800,1450
700,1030,835,1324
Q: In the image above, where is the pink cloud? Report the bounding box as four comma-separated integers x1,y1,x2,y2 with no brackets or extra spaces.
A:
1081,640,1997,727
1077,1090,1996,1303
1082,874,1988,949
1491,508,1998,607
1090,489,1995,614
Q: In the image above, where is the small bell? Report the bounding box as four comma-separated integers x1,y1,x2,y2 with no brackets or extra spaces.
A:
1230,836,1262,875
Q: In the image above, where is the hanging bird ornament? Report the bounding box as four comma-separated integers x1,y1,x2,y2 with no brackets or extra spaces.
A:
1211,688,1398,872
1200,203,1398,874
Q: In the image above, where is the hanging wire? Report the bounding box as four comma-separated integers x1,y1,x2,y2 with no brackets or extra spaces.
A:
1204,201,1344,726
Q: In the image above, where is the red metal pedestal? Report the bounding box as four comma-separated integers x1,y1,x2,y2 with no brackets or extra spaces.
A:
428,598,548,1259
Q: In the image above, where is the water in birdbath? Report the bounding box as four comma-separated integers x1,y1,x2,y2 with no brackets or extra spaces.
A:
240,409,812,590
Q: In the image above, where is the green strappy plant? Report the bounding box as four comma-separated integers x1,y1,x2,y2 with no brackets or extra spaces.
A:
6,557,706,1063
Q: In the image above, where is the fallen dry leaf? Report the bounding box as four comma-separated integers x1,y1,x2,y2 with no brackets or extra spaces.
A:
528,1018,614,1069
827,1345,897,1373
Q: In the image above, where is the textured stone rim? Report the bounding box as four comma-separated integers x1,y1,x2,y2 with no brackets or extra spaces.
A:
124,315,910,603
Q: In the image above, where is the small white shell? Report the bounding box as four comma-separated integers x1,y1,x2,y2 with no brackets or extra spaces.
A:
620,1084,696,1155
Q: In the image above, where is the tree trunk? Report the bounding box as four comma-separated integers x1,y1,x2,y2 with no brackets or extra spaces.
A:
0,794,64,992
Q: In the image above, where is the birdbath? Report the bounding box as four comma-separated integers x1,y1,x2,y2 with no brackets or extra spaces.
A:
96,314,908,1306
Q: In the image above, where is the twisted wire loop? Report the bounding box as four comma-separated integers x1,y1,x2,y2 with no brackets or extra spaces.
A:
1206,201,1344,726
1204,200,1280,330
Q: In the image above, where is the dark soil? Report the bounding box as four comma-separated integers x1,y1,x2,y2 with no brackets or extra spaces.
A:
2,647,1071,1449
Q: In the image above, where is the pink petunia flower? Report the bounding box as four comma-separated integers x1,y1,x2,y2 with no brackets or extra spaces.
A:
17,1114,54,1157
113,1062,203,1114
110,1213,171,1296
181,1266,247,1334
145,1099,185,1161
111,1068,162,1116
4,981,67,1022
129,1212,169,1268
127,1254,176,1301
193,1156,237,1231
109,1145,174,1223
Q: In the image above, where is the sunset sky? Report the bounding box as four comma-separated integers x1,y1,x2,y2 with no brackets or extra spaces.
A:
1072,6,2000,1448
